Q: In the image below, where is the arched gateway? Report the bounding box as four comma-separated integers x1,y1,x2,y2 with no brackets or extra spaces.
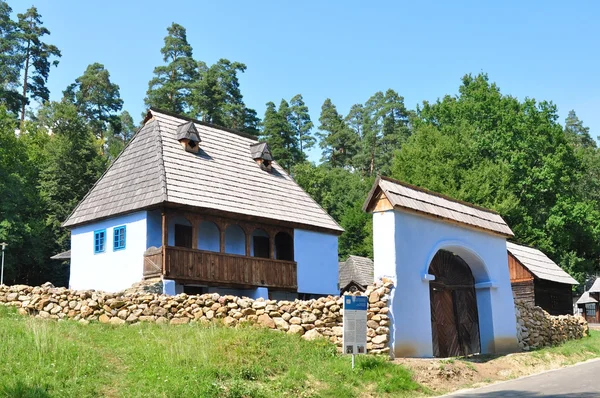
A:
429,250,480,357
364,176,519,358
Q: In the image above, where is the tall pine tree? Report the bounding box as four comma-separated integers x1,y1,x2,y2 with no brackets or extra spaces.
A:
289,94,314,158
317,98,358,168
193,59,259,134
16,6,61,122
145,23,198,114
0,0,23,115
260,100,299,172
63,63,124,141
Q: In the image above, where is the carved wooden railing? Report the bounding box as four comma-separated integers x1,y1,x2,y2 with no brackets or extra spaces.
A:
144,246,297,290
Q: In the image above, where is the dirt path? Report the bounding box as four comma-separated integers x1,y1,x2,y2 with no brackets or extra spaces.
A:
395,351,598,396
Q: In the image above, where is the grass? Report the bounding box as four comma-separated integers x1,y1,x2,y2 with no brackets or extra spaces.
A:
0,306,424,397
530,330,600,364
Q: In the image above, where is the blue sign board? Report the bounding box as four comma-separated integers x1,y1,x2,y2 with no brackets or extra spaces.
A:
344,296,368,311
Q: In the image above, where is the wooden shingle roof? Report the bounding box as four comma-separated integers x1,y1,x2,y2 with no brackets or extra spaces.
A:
338,255,374,289
576,291,597,305
507,242,578,285
589,278,600,293
64,109,343,234
364,176,514,237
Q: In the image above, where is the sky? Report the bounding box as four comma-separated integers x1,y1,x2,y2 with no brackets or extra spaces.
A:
11,0,600,160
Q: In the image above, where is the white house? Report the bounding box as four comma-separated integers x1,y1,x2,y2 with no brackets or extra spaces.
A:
62,109,343,299
364,176,519,358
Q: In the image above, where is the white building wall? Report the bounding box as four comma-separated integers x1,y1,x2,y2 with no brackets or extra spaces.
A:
294,229,339,295
374,209,518,358
70,211,147,292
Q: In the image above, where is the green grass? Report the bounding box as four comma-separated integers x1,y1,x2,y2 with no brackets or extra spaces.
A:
530,330,600,364
0,306,424,397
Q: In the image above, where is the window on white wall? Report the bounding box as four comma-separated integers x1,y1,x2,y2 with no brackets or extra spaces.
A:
94,230,106,254
114,225,126,251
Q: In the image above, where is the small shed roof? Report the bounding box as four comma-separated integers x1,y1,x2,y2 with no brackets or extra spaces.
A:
50,250,71,260
339,255,374,289
589,278,600,293
576,291,598,305
363,176,514,237
63,109,342,234
507,242,578,285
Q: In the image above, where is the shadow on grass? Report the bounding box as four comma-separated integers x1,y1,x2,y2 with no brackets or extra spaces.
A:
1,381,51,398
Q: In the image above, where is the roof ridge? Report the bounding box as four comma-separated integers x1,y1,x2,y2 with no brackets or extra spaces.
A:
386,188,507,226
153,118,168,202
62,121,150,227
149,107,259,141
378,175,501,216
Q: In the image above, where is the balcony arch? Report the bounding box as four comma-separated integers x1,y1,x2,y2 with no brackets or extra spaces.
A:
198,221,220,252
169,215,192,248
251,229,270,258
225,224,246,255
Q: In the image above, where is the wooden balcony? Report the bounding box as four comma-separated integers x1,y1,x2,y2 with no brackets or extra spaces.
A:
144,246,297,290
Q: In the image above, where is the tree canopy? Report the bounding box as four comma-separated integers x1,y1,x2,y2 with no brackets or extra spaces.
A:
1,1,599,288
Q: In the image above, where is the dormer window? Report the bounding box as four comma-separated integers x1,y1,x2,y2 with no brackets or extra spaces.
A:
176,121,201,153
250,142,273,172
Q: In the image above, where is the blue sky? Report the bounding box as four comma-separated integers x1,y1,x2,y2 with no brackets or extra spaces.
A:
13,0,600,160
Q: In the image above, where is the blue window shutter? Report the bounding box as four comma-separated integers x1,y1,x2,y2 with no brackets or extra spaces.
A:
114,226,126,251
94,229,106,254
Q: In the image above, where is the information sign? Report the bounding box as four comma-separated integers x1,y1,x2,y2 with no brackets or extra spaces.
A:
343,295,368,356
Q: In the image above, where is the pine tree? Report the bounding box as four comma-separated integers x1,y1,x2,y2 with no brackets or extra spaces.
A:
317,98,358,168
16,6,61,122
145,23,198,114
564,110,595,148
106,111,137,162
63,63,124,141
260,101,299,172
194,58,259,133
0,0,23,115
289,94,314,159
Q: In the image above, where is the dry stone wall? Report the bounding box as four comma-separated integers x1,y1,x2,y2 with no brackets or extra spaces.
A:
0,280,393,355
514,299,589,351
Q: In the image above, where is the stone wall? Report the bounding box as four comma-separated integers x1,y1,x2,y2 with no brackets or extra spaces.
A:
515,299,589,351
0,280,393,355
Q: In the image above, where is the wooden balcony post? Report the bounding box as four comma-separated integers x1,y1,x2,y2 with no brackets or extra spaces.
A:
191,215,199,250
245,229,252,257
269,231,275,259
220,228,226,253
162,210,168,274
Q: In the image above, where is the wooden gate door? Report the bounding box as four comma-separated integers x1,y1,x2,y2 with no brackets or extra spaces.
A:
429,250,481,357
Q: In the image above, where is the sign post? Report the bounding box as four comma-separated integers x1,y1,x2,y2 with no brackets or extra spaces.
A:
0,242,7,286
343,295,368,369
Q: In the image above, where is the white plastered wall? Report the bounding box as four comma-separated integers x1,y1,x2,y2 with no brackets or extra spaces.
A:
70,211,147,292
373,209,518,358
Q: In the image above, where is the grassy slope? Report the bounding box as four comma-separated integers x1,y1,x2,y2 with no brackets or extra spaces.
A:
0,306,423,398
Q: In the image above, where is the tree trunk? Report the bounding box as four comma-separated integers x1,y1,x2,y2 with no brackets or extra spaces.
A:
20,39,31,123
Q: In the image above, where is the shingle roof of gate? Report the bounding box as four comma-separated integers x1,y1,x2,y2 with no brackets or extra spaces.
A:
363,176,514,237
507,242,578,285
63,109,343,234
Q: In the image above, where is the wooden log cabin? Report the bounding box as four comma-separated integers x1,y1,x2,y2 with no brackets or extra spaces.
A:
507,242,578,315
62,109,343,298
576,279,600,323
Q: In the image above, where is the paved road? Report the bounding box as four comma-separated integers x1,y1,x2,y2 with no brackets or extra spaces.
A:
446,358,600,397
